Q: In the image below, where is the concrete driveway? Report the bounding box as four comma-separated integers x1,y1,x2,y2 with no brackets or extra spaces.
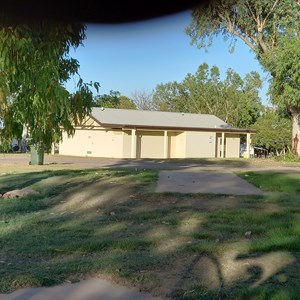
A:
156,169,263,195
0,277,162,300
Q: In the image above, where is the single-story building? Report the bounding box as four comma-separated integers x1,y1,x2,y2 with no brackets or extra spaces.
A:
59,108,255,159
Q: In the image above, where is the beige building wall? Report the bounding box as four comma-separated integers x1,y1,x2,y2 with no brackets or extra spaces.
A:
167,132,185,158
59,129,124,158
168,133,176,158
216,134,224,158
216,133,240,158
60,131,88,157
59,123,242,159
172,132,186,158
185,131,216,158
136,131,164,158
122,130,132,158
225,134,240,158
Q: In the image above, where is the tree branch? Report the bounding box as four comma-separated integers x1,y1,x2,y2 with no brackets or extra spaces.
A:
218,10,259,53
226,20,258,53
245,0,258,23
244,1,274,53
262,0,279,28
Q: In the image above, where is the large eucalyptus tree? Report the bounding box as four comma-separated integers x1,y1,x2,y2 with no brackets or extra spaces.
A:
186,0,300,154
0,19,99,157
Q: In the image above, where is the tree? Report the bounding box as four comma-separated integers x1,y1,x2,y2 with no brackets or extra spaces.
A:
93,90,136,109
93,90,121,108
131,90,154,110
186,0,300,153
233,70,263,128
262,35,300,154
0,20,99,158
251,109,291,155
118,96,137,109
152,63,263,128
152,81,184,112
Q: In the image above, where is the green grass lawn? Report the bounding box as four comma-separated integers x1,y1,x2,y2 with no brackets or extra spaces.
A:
0,167,299,299
237,171,300,193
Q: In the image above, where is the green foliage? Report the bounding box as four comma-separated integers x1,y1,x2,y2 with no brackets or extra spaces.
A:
93,90,136,109
251,109,291,152
262,35,300,108
0,21,100,152
186,1,300,149
119,95,136,109
93,90,121,108
153,63,263,128
186,0,299,58
274,151,300,163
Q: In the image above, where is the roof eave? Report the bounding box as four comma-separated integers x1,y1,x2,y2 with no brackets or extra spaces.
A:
100,123,256,134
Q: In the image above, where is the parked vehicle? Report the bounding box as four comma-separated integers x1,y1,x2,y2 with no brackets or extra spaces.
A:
240,144,268,158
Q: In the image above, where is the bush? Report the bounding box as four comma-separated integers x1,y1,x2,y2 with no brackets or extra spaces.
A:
274,151,300,162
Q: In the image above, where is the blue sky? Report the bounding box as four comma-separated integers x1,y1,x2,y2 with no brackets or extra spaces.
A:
66,10,271,105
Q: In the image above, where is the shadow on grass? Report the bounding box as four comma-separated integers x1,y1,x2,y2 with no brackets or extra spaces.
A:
104,157,251,168
0,168,299,300
0,169,88,194
1,153,252,171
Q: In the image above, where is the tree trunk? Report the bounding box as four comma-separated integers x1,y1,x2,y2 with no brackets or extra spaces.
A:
290,107,300,156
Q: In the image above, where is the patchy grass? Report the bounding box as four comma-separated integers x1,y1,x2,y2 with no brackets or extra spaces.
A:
237,171,300,193
0,167,299,299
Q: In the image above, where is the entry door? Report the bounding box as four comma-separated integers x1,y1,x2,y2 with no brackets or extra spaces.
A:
216,136,225,158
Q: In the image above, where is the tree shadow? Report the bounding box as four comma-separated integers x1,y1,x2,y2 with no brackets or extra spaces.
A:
0,169,299,299
29,154,252,170
0,169,99,194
